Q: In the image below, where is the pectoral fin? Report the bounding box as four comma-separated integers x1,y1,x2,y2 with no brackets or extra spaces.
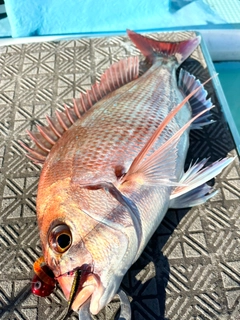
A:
121,77,215,186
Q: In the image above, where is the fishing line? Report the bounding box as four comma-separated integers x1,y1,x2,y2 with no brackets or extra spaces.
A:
62,268,82,320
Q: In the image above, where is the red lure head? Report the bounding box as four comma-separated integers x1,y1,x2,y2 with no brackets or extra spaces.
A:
31,256,56,297
32,273,56,297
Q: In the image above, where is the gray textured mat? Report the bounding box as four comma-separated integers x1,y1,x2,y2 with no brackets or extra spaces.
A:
0,32,239,320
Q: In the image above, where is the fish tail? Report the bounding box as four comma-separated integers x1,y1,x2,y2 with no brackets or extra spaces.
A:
127,29,200,65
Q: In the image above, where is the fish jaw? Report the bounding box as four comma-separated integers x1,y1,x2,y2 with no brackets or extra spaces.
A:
57,269,126,315
57,270,104,314
37,179,136,315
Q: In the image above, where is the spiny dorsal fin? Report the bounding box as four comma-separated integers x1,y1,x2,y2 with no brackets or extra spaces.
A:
20,56,139,164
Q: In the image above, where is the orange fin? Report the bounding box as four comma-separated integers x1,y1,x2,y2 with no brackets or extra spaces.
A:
21,56,139,164
121,77,215,186
127,29,200,64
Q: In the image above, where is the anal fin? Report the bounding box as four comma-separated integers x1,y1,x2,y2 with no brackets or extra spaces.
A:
169,157,235,208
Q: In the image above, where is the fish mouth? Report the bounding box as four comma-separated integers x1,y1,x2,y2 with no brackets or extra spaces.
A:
57,268,103,314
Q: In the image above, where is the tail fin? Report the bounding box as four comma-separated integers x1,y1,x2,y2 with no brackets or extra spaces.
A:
127,30,200,65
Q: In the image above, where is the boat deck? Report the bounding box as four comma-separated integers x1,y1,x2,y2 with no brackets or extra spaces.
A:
0,31,239,320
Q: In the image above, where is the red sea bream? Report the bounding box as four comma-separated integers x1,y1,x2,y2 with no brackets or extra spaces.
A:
21,30,233,317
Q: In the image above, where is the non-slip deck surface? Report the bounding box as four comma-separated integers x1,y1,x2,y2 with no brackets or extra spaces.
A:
0,32,239,320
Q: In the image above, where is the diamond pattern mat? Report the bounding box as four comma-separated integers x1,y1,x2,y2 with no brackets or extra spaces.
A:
0,32,239,320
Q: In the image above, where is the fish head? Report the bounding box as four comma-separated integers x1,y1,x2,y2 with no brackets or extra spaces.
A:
37,176,136,315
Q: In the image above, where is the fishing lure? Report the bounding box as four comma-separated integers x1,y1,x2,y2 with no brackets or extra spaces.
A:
32,256,56,297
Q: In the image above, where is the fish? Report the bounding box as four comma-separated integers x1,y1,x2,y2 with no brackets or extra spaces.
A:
21,30,234,317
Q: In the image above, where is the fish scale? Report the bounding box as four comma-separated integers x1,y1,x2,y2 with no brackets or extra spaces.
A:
24,30,234,317
42,64,186,189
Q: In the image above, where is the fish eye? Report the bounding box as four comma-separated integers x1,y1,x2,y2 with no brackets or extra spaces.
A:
49,224,72,253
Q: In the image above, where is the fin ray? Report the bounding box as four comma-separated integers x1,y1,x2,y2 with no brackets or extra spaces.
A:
178,69,214,129
127,30,200,64
122,76,215,185
169,184,218,208
23,56,139,164
170,157,235,200
19,141,47,164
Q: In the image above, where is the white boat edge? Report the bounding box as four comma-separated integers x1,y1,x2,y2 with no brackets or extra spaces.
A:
0,29,239,62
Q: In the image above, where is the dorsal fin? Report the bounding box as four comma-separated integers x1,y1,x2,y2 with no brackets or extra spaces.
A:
20,56,139,164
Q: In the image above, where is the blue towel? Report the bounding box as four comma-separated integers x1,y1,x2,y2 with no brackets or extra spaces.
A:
4,0,225,38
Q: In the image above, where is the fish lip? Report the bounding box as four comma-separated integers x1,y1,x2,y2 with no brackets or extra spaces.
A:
56,263,91,284
57,268,103,314
71,272,98,312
